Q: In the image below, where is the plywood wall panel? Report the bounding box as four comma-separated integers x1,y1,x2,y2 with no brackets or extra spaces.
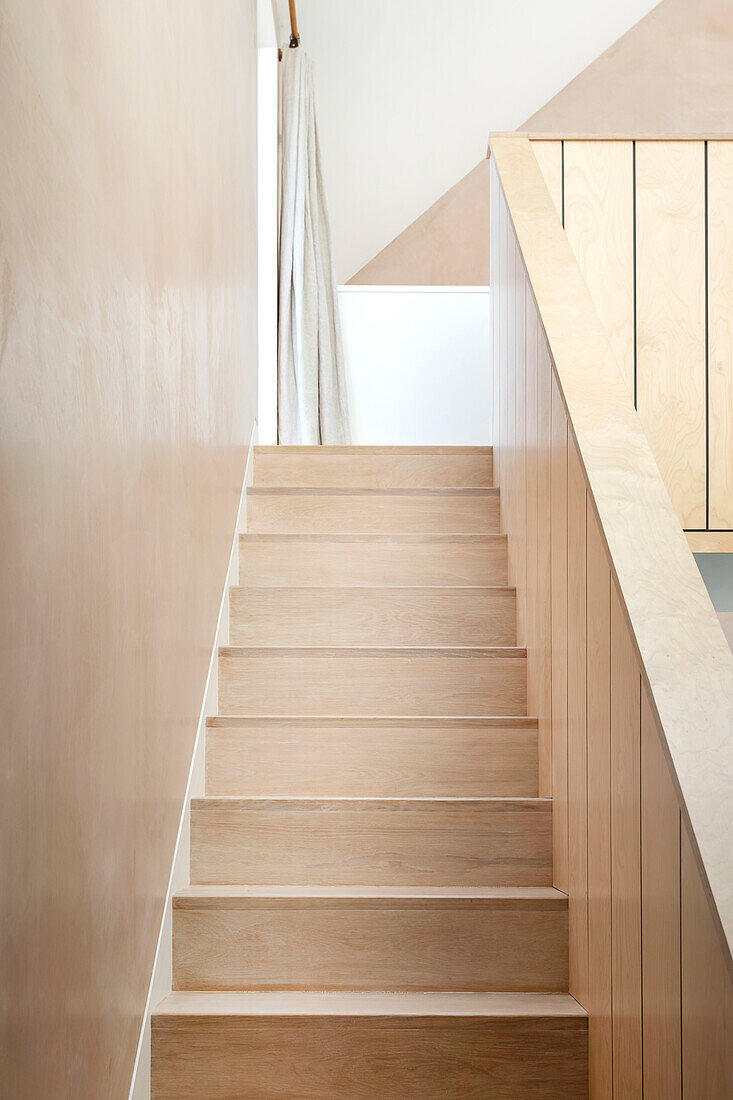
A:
567,440,588,1003
681,828,733,1096
708,141,733,530
586,506,612,1100
563,140,635,397
610,586,643,1100
641,692,681,1100
550,377,569,893
0,3,258,1095
536,336,553,797
532,141,564,222
635,141,706,529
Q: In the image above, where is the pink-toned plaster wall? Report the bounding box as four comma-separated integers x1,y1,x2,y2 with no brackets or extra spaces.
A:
350,0,733,286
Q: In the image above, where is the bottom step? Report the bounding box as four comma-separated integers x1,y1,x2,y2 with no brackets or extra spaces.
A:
152,992,588,1099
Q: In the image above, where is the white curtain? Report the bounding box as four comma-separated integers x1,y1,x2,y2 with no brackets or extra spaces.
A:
278,48,349,444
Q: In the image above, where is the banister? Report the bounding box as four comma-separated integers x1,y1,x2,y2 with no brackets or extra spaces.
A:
488,131,733,974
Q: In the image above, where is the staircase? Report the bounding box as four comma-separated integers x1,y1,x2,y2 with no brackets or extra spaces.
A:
151,446,588,1099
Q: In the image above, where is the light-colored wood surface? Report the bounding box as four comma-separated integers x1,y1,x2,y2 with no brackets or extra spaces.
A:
238,533,509,586
531,140,563,221
491,139,733,1100
641,691,681,1100
247,487,500,534
190,797,553,887
152,992,588,1099
172,887,568,992
686,530,733,553
563,140,635,396
550,375,569,893
490,132,733,983
253,446,494,488
708,142,733,530
635,140,706,529
229,585,517,646
566,441,588,1005
610,584,643,1100
218,646,527,717
205,717,538,798
0,3,259,1097
681,828,733,1097
585,502,612,1100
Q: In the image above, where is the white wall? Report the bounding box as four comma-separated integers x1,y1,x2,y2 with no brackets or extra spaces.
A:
339,287,491,445
287,0,659,282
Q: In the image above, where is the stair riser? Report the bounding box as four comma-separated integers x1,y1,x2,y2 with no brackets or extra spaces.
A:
229,588,516,647
172,903,568,992
151,1016,588,1099
239,538,508,586
205,722,538,797
246,492,500,534
190,802,552,886
218,652,527,717
253,450,493,488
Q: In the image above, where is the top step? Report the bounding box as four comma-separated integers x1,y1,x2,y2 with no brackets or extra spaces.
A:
253,446,493,489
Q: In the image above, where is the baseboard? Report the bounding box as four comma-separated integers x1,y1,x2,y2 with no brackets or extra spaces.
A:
127,421,257,1100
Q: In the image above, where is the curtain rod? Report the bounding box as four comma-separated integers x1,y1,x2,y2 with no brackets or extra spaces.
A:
278,0,300,61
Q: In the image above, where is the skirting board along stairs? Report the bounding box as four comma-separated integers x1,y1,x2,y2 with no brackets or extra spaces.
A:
151,446,588,1099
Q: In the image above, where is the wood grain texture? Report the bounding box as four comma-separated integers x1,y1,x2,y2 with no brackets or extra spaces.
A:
610,585,642,1100
708,141,733,530
563,140,635,396
238,534,509,586
682,828,733,1097
490,133,733,990
531,141,563,221
190,797,553,887
205,717,538,798
218,646,527,717
567,440,588,1004
253,447,494,488
0,4,258,1097
641,691,681,1100
247,488,500,534
152,992,588,1100
550,375,569,893
635,141,706,528
585,504,612,1100
686,530,733,553
172,888,568,993
228,585,517,647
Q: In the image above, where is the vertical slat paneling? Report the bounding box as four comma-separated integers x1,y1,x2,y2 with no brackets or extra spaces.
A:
708,141,733,530
681,828,733,1096
532,140,563,222
586,504,612,1099
563,140,635,398
525,273,539,719
641,690,681,1099
536,334,553,797
505,223,517,587
567,439,588,1002
512,253,527,642
550,374,569,892
610,585,643,1099
636,141,706,529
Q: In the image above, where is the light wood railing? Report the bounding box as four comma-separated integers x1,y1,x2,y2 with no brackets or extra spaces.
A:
527,134,733,551
489,132,733,1097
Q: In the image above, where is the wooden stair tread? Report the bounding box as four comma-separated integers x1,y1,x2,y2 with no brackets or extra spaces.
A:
239,533,507,542
174,885,568,907
248,487,499,496
219,645,527,657
206,715,539,727
153,990,585,1020
254,446,494,454
192,796,551,810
